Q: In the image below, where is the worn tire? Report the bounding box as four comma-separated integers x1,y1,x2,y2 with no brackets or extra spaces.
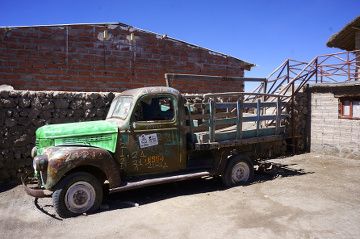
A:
222,155,254,187
52,172,103,218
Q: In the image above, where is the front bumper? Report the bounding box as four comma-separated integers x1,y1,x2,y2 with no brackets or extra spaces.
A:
21,172,52,198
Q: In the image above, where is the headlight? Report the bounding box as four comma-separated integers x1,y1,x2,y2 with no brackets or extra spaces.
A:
31,146,37,158
34,155,48,172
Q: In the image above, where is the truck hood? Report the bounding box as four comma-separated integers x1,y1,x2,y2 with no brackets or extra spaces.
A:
36,120,118,138
36,120,118,153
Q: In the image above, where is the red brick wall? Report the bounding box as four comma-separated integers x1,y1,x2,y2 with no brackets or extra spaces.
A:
0,23,251,93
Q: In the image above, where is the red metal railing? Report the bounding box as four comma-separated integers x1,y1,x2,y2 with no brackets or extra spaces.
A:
251,50,360,100
246,50,360,153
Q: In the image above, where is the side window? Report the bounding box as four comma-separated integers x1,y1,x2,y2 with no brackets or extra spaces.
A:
134,96,175,121
339,98,360,119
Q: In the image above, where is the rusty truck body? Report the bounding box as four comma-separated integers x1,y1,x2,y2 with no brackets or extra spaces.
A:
23,81,289,218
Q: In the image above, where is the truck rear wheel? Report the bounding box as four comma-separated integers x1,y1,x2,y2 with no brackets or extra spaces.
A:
52,172,103,218
222,155,254,187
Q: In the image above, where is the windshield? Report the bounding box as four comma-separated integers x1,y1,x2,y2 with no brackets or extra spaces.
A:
106,96,133,119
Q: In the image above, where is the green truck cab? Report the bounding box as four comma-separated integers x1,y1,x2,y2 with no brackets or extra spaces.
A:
24,86,286,218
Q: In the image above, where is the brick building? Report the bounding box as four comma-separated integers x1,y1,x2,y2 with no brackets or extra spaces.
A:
0,22,253,93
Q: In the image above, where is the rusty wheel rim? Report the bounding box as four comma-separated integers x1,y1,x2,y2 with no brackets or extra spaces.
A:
231,162,250,184
65,181,96,214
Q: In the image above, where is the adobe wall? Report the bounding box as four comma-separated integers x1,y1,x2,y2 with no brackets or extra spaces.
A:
0,24,249,93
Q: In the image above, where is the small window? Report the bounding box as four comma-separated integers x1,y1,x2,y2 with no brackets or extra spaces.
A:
134,96,175,121
107,96,133,119
339,98,360,119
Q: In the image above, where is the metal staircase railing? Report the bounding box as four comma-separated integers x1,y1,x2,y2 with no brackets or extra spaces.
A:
246,50,360,153
249,50,360,103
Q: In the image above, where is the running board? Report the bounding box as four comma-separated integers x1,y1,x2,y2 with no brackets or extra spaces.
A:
109,171,210,194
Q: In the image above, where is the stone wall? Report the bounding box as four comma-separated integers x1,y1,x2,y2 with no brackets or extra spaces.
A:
310,83,360,159
293,89,310,153
0,89,115,183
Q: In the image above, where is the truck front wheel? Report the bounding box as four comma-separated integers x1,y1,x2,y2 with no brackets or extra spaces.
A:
222,155,254,187
52,172,103,218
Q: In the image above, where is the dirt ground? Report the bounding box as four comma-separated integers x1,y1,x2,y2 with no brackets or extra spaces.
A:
0,153,360,239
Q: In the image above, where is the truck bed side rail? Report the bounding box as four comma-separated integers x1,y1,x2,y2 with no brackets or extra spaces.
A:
183,92,290,146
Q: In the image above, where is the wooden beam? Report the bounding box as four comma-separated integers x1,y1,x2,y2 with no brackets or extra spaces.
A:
165,73,266,84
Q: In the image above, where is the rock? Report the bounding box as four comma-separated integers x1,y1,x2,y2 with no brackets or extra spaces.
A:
96,109,105,117
19,109,30,117
14,151,21,160
42,101,54,110
0,99,16,108
5,118,16,127
31,118,46,127
88,93,99,100
40,110,52,119
84,109,95,118
84,101,93,109
0,111,5,126
8,91,19,98
31,97,42,110
0,91,10,98
18,117,31,126
54,99,69,109
108,92,115,100
14,134,31,147
67,110,75,117
70,100,84,110
94,99,105,108
19,98,31,108
28,109,40,119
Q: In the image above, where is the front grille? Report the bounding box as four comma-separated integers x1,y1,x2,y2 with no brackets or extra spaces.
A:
62,135,113,145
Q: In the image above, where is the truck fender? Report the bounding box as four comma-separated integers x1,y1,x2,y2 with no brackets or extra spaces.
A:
43,146,122,190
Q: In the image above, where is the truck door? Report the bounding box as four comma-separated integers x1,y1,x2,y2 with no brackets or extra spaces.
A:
124,94,185,176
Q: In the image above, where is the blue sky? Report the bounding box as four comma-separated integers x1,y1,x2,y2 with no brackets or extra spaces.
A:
1,0,359,84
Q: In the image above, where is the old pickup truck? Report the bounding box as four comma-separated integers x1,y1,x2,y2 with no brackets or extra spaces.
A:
23,83,288,218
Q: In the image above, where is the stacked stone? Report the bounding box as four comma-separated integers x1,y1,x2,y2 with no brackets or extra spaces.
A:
0,90,115,183
286,89,309,153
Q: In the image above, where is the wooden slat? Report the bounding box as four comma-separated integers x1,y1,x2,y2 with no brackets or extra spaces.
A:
188,111,237,120
215,111,237,118
236,99,243,139
194,134,284,150
256,99,261,136
209,99,215,142
243,102,279,108
242,115,286,122
214,117,236,125
215,102,237,109
276,97,281,134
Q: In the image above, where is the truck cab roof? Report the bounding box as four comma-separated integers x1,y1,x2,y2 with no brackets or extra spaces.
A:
120,86,180,98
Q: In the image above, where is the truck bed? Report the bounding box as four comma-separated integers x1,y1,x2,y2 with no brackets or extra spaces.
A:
184,92,288,150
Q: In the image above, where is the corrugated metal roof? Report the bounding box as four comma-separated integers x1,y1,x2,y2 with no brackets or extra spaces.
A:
0,22,254,69
327,16,360,51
